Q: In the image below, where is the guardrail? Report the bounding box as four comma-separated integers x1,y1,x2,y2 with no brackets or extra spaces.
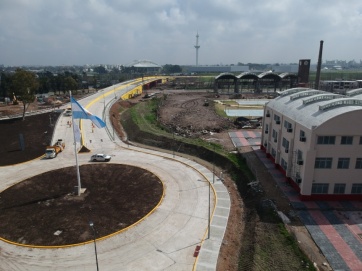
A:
0,107,63,121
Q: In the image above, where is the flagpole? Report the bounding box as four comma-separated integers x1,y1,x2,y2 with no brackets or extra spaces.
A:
69,91,82,196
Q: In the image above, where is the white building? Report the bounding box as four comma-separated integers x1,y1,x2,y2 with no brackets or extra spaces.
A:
261,87,362,200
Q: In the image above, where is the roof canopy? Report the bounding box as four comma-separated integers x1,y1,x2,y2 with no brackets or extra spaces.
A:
126,60,161,68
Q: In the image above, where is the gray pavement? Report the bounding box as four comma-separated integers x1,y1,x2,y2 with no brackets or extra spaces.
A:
0,81,230,271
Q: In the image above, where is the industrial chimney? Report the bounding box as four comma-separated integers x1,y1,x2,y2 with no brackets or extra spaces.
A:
315,40,324,90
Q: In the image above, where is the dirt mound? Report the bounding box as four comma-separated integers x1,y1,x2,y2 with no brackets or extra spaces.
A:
158,92,236,138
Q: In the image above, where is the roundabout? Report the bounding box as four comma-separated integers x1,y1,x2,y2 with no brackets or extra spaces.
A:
0,164,163,246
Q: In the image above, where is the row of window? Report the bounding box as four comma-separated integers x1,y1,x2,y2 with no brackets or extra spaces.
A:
266,114,362,146
312,183,362,194
317,136,362,145
315,157,362,169
265,121,306,142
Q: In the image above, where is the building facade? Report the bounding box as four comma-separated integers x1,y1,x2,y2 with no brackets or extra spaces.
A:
261,87,362,200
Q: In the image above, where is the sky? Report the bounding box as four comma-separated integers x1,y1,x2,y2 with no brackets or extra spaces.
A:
1,0,362,66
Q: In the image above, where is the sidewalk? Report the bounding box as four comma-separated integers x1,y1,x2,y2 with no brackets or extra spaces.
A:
252,147,362,271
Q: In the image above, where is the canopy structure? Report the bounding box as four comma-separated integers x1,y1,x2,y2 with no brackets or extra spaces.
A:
214,71,298,94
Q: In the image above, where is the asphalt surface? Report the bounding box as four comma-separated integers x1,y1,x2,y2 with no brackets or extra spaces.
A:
0,79,230,271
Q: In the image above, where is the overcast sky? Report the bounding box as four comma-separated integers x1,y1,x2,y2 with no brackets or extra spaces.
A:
1,0,362,66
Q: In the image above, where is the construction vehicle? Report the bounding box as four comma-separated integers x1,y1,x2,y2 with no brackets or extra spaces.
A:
12,92,19,105
45,139,65,159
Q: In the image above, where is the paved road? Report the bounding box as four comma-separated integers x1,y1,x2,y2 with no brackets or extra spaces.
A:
0,80,230,271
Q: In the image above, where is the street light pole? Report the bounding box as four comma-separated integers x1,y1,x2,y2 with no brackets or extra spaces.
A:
208,180,210,239
89,221,99,271
173,132,175,158
213,145,215,184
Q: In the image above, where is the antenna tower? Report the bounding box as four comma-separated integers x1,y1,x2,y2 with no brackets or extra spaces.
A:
194,32,200,66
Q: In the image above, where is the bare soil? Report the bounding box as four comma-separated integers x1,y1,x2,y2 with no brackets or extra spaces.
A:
0,164,162,246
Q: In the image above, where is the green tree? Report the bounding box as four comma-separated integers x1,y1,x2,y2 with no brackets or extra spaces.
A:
162,64,182,74
12,69,39,120
0,72,13,99
63,76,78,94
93,65,107,74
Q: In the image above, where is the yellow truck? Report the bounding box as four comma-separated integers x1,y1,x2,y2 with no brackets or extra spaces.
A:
45,139,65,159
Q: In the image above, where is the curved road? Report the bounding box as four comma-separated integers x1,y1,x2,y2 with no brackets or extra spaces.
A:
0,80,230,271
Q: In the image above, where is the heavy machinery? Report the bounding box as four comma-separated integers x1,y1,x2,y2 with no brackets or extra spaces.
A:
12,92,19,105
45,139,65,159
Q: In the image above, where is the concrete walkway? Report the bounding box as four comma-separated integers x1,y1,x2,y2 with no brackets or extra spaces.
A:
253,147,362,271
0,82,230,271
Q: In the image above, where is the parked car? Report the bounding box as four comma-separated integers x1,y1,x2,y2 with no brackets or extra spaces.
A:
91,154,111,162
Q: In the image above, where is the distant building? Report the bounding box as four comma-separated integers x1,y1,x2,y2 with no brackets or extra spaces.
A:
261,87,362,200
126,60,161,74
184,65,249,74
319,80,358,94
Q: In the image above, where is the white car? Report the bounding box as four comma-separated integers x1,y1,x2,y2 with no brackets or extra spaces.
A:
91,154,111,162
64,110,72,116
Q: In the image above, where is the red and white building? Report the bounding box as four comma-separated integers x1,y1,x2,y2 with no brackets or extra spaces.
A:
261,87,362,200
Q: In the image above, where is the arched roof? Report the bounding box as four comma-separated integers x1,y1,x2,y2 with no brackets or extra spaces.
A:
266,88,362,129
258,71,281,80
215,73,237,80
236,72,258,80
279,72,298,79
126,60,161,68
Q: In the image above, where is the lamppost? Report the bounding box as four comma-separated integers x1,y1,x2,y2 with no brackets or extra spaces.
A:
206,138,223,184
89,221,99,271
208,177,210,239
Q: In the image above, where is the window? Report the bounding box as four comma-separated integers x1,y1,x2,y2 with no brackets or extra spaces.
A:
297,150,303,160
295,172,302,183
297,150,303,165
311,183,329,194
355,158,362,169
282,137,289,150
281,158,287,170
315,158,332,168
284,120,292,131
359,136,362,144
334,184,346,194
337,158,350,169
317,136,335,145
341,136,353,145
274,114,280,124
272,129,278,142
271,148,276,158
265,124,269,134
351,184,362,194
300,130,306,142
